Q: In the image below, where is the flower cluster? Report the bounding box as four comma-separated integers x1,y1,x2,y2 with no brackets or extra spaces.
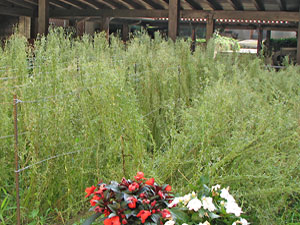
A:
167,184,249,225
84,172,174,225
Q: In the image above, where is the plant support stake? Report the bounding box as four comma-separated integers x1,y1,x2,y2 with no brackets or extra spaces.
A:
14,94,21,225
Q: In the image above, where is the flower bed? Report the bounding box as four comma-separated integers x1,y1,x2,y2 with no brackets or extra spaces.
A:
84,173,249,225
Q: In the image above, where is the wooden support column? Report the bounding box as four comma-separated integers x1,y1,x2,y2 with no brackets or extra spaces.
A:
297,12,300,64
206,14,214,43
191,25,196,52
30,16,38,39
265,30,271,56
257,25,263,56
38,0,49,35
122,23,129,42
100,17,110,40
168,0,180,41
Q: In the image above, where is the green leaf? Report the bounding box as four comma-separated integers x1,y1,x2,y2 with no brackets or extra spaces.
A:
208,212,221,219
82,213,102,225
169,208,190,223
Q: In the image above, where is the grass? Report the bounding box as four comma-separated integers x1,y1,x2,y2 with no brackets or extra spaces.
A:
0,28,299,224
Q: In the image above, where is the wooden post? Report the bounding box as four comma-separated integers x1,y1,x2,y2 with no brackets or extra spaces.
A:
168,0,180,41
191,25,196,52
122,23,129,42
100,17,110,40
297,15,300,64
206,14,214,43
265,30,271,56
30,16,38,39
38,0,49,35
257,25,263,56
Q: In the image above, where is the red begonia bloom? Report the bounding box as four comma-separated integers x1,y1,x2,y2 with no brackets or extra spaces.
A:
85,185,96,198
165,185,172,192
137,210,152,223
158,190,165,199
145,178,155,186
90,195,100,206
104,216,121,225
134,172,145,181
127,196,138,208
161,209,171,218
104,209,110,217
128,182,139,191
151,200,156,207
139,193,146,198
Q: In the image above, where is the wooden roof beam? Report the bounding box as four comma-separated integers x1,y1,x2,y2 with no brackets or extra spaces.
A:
59,0,89,9
4,0,36,9
203,0,222,10
185,0,203,10
49,0,72,9
276,0,286,11
119,0,147,9
77,0,110,9
228,0,243,10
251,0,265,11
0,5,34,16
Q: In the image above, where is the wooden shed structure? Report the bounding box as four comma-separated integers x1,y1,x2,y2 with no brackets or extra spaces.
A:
0,0,300,63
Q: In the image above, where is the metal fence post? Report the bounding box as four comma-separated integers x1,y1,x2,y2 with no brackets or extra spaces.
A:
13,94,21,225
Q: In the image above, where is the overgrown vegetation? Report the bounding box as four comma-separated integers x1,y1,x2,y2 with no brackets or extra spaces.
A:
0,28,299,225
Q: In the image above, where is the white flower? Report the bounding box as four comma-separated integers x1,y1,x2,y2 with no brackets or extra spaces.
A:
192,191,197,197
211,184,221,191
169,197,181,207
182,194,192,205
225,201,243,217
182,224,188,225
199,221,210,225
187,197,202,211
232,218,249,225
220,188,235,203
164,220,175,225
201,197,216,212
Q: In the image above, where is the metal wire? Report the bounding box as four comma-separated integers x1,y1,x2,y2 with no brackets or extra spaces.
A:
0,132,27,140
15,147,94,173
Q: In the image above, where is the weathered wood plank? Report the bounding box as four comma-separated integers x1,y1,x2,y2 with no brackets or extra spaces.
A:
0,6,34,16
206,14,214,42
168,0,180,41
38,0,49,35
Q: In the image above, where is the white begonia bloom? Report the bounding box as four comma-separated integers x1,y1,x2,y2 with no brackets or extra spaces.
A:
183,193,192,205
220,188,236,203
211,184,221,191
232,218,249,225
164,220,175,225
187,197,202,211
199,221,210,225
169,197,181,207
225,201,243,217
182,224,189,225
202,197,216,212
192,191,197,197
240,218,250,225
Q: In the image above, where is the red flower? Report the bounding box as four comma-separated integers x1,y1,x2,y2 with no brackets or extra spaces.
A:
121,178,129,187
104,209,110,217
90,195,100,206
104,216,121,225
139,193,146,198
122,219,128,224
161,209,171,218
151,200,156,207
165,185,172,192
134,172,145,181
85,185,96,198
128,182,139,191
145,178,155,186
137,210,152,223
127,196,138,208
158,190,165,199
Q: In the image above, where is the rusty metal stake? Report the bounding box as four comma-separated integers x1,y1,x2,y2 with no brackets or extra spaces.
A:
13,94,21,225
120,135,126,177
